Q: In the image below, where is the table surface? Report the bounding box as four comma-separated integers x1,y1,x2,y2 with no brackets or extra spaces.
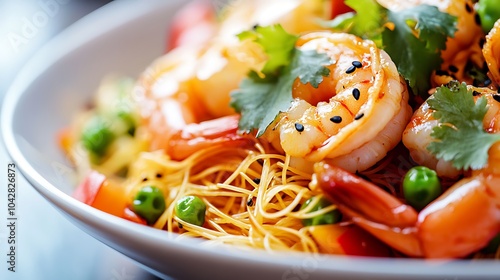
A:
0,1,164,279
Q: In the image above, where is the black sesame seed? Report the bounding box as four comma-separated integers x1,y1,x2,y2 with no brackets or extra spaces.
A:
295,123,304,132
448,65,458,73
354,113,364,120
252,24,259,30
142,177,148,182
484,79,492,87
436,69,449,76
493,95,500,103
330,116,342,123
465,2,472,13
346,65,356,74
252,178,261,184
178,223,183,229
156,173,163,178
247,198,254,207
475,13,481,26
473,90,481,96
352,61,362,68
352,88,361,100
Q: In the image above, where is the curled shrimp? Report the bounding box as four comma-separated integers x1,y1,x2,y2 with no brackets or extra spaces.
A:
262,32,411,172
404,21,500,177
133,0,329,159
403,86,500,178
312,158,500,258
483,19,500,86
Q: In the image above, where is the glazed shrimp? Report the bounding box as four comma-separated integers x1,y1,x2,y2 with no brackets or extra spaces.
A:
404,22,500,177
403,86,500,177
378,0,485,86
402,97,461,178
312,159,500,258
483,19,500,87
262,32,411,172
133,0,330,159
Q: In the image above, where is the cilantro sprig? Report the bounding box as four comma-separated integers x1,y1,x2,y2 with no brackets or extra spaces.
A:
427,81,500,170
325,0,457,98
230,25,332,136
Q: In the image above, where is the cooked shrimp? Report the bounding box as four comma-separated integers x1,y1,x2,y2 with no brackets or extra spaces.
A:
403,86,500,177
378,0,485,86
262,32,410,172
133,0,330,157
483,19,500,87
312,160,500,258
402,98,461,178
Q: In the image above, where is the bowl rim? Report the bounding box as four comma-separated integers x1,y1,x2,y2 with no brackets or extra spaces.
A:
2,0,500,279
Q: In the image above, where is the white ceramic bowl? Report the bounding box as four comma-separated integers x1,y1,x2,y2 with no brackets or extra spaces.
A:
3,1,500,279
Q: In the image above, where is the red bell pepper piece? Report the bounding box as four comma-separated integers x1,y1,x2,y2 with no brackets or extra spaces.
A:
309,224,392,257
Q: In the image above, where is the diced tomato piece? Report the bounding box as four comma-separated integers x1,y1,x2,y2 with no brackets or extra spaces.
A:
337,225,393,257
309,224,393,257
73,170,106,205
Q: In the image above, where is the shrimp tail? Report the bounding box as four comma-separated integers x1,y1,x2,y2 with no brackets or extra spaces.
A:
166,115,254,160
312,162,423,257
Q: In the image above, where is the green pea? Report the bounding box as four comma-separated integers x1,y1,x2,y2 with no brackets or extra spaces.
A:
132,186,166,225
403,166,442,211
175,196,206,226
300,196,342,227
81,116,115,157
117,110,137,136
477,0,500,33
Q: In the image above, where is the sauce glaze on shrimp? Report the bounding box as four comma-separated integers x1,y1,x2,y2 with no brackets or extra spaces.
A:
262,32,411,172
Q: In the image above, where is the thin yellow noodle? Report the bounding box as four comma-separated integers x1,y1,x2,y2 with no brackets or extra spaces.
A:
281,154,291,183
113,141,369,254
205,200,250,230
291,205,338,219
207,220,228,234
261,188,309,219
222,196,236,214
188,191,248,197
276,162,314,181
174,216,225,238
215,183,254,195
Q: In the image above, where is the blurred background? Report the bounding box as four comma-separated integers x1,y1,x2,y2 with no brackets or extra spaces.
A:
0,0,111,95
0,1,164,279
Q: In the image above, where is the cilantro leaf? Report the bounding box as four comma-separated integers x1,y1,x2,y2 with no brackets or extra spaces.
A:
230,69,295,136
427,81,500,170
325,2,457,98
383,5,457,97
322,0,385,45
292,49,331,88
231,49,331,136
237,24,298,78
409,5,457,51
